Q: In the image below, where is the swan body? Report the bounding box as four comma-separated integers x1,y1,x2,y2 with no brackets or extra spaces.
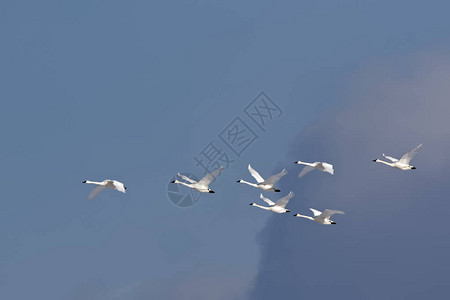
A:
250,192,294,214
82,179,126,199
295,161,334,177
171,166,224,193
237,164,287,192
294,208,344,225
373,144,422,170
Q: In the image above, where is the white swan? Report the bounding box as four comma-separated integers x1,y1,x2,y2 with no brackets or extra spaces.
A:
237,164,287,192
373,144,422,170
82,179,126,199
294,161,334,178
294,208,344,225
250,192,294,214
171,166,224,193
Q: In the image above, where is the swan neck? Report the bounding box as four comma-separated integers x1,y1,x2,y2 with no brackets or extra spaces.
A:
376,159,393,167
239,180,258,187
85,180,102,185
252,204,271,210
175,181,193,188
297,161,315,167
296,214,314,221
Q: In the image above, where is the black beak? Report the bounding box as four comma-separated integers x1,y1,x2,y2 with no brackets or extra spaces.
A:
286,210,291,213
170,180,175,183
331,221,336,224
274,189,281,192
372,159,377,162
82,180,87,183
209,190,215,193
411,167,416,169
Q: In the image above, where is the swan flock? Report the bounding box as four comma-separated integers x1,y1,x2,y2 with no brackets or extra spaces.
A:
84,143,422,226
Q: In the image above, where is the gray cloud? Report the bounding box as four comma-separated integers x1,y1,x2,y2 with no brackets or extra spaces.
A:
248,53,450,300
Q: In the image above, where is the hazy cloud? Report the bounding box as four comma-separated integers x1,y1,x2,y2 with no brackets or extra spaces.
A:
71,265,249,300
248,52,450,300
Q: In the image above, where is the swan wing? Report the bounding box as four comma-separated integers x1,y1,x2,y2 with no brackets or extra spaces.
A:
320,162,334,175
248,164,265,183
198,166,224,186
309,208,322,217
262,169,287,185
177,173,197,184
88,186,106,199
382,154,398,163
320,209,345,220
112,181,126,193
259,193,276,206
398,144,422,164
298,166,315,178
275,191,294,208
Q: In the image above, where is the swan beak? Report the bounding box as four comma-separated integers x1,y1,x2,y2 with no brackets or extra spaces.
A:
170,180,175,183
236,180,241,183
372,159,377,162
294,161,299,164
249,203,254,206
293,214,299,216
286,210,291,213
82,180,87,183
274,189,281,192
331,221,337,224
209,190,215,193
411,167,416,169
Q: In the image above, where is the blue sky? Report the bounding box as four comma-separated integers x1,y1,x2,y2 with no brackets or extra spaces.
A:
1,1,450,299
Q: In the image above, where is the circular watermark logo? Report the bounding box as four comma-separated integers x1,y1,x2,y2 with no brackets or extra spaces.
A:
167,173,202,208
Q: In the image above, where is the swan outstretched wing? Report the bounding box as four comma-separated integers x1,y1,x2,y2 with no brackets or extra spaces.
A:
112,181,126,193
88,186,106,199
320,163,334,175
382,154,398,163
248,164,265,183
319,209,345,221
177,173,197,184
198,166,224,186
309,208,322,217
398,144,422,164
259,194,275,206
275,191,294,208
298,166,315,178
262,169,287,185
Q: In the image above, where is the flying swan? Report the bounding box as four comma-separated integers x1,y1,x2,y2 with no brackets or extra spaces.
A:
82,179,127,199
250,192,294,214
294,161,334,178
171,166,224,193
237,164,287,192
373,144,422,170
294,208,344,225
